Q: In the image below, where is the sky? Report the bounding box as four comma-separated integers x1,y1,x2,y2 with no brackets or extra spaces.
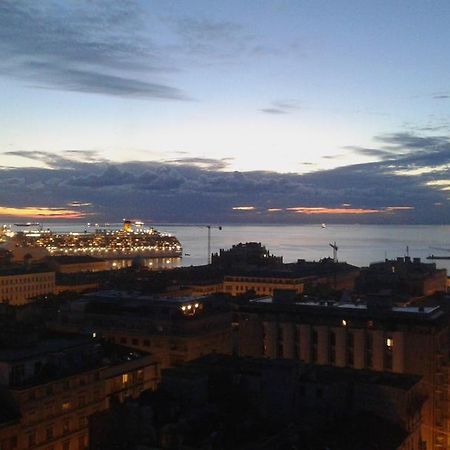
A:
0,0,449,223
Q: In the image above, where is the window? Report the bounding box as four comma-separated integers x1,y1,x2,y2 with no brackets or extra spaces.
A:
10,436,17,449
122,374,129,384
46,427,53,440
10,364,25,385
78,435,87,450
132,338,138,346
79,416,87,428
62,401,71,411
27,431,36,448
62,440,70,450
63,419,70,434
143,339,150,347
78,396,85,407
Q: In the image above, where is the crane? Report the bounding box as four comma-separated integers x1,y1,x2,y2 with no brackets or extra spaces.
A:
329,241,338,262
206,225,222,264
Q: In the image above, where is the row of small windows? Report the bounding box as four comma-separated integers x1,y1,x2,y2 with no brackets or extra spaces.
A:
1,284,53,293
227,277,299,284
27,425,88,449
110,336,151,347
263,325,394,369
0,275,54,285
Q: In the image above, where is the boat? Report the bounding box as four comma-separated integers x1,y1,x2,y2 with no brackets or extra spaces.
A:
426,255,450,260
2,220,182,260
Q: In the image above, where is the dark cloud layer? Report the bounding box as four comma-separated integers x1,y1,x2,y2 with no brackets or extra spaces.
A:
0,0,187,100
0,132,449,224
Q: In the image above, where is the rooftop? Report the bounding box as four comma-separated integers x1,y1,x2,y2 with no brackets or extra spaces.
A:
166,354,422,391
0,263,53,277
49,255,106,264
243,296,445,323
0,334,152,388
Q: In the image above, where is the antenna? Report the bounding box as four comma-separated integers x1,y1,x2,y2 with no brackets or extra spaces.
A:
329,241,338,262
206,225,222,264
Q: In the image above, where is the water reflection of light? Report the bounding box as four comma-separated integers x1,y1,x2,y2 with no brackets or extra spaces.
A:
108,257,182,270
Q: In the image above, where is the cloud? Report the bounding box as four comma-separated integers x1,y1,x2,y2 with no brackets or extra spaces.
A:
0,130,449,223
27,64,188,100
432,92,450,100
165,157,233,171
4,149,107,169
0,205,87,219
344,146,396,159
0,1,187,100
260,99,301,115
260,108,288,115
167,16,275,63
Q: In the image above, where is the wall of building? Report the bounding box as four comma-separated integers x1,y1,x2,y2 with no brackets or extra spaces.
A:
0,272,55,305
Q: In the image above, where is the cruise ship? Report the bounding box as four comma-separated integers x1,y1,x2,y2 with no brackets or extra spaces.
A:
1,220,182,259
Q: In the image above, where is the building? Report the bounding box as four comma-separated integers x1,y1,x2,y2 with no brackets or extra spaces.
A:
0,265,55,305
186,280,224,297
223,259,360,297
357,257,448,297
223,272,306,296
0,333,158,450
211,242,283,268
91,354,424,450
47,256,108,274
236,297,448,450
51,291,232,368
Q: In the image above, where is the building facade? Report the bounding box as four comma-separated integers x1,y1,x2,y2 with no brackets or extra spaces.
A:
0,337,158,450
236,299,449,450
51,292,232,369
0,268,55,306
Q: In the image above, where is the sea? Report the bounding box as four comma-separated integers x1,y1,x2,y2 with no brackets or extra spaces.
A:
8,223,450,273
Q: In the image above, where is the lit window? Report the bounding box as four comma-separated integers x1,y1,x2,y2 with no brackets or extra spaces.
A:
341,319,347,327
122,374,128,384
386,338,393,349
62,401,71,410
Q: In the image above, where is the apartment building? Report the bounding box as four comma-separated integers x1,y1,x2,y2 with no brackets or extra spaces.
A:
0,335,158,450
0,266,55,306
236,297,449,450
51,291,232,368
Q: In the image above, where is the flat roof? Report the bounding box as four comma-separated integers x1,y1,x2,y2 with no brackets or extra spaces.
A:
0,336,152,388
245,298,445,323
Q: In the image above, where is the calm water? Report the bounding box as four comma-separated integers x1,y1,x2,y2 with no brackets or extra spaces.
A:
159,224,450,272
7,223,450,272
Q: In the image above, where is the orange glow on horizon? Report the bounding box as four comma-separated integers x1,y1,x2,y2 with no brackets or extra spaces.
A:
286,207,383,215
385,206,415,211
0,206,87,219
232,206,256,211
